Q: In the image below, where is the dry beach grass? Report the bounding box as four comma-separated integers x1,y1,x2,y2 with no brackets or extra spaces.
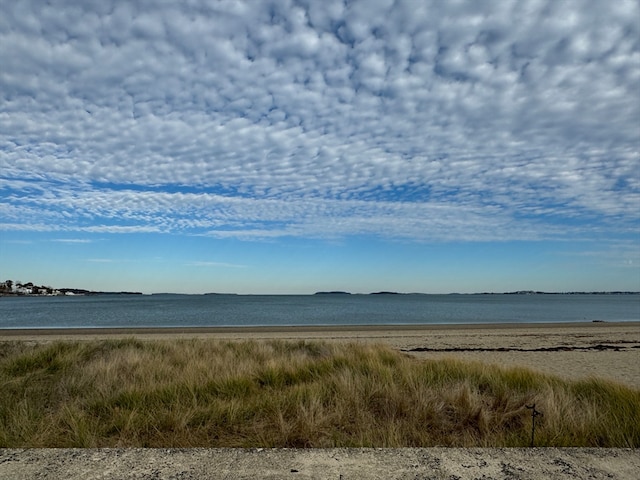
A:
1,337,638,449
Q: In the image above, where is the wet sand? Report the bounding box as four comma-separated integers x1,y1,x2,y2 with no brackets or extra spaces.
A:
2,321,639,388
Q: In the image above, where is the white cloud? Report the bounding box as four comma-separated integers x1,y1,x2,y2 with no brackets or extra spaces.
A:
186,261,247,269
0,0,638,243
52,238,93,243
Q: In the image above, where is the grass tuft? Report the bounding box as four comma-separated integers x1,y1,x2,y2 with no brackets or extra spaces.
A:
0,339,638,447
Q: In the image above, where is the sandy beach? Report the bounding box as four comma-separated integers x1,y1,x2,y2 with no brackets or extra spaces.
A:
2,322,639,479
3,321,639,389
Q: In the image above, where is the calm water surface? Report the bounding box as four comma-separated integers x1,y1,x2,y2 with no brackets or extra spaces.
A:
1,294,639,329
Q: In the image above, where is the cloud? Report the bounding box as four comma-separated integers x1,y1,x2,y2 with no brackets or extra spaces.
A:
52,238,93,243
0,0,638,243
186,261,247,269
558,238,640,268
3,240,35,245
0,180,606,243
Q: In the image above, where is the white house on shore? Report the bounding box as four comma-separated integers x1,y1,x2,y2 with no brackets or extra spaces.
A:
1,281,62,296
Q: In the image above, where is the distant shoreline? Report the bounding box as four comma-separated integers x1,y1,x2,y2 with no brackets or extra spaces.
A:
2,291,639,298
0,291,143,298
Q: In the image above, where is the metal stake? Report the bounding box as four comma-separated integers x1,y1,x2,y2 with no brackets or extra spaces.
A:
526,404,543,447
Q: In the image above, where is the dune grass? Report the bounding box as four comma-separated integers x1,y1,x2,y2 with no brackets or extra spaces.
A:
0,338,638,448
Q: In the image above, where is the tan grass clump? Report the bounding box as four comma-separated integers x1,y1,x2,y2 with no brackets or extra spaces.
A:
0,339,638,447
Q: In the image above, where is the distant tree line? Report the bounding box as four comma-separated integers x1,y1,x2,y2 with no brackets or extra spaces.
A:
1,280,57,296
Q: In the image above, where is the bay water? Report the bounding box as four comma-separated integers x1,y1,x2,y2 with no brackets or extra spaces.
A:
1,293,638,329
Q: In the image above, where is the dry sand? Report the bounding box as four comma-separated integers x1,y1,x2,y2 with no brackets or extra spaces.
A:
1,322,638,479
3,321,639,388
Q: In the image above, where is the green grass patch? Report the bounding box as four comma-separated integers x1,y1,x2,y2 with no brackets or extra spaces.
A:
0,339,638,448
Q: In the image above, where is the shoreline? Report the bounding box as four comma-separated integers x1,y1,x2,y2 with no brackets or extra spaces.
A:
1,320,637,337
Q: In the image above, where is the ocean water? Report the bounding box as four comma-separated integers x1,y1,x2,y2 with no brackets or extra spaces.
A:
0,293,638,329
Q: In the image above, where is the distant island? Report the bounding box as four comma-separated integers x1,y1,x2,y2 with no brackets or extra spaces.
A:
494,290,640,295
314,291,406,295
315,290,638,296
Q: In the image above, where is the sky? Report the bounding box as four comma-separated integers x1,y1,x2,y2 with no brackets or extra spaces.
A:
1,0,639,294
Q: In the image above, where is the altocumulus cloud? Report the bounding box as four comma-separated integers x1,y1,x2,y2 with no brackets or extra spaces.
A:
0,0,638,242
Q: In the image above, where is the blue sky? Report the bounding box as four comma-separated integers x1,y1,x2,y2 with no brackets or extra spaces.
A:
1,0,639,294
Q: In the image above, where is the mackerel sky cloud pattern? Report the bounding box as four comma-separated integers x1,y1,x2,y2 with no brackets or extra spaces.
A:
1,1,638,247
